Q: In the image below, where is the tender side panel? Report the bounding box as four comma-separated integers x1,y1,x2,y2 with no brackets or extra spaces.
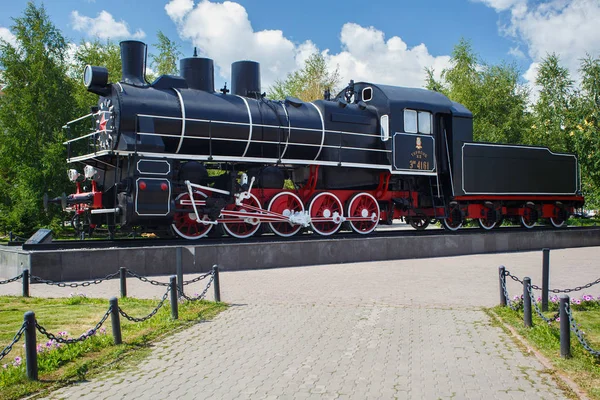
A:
461,143,578,195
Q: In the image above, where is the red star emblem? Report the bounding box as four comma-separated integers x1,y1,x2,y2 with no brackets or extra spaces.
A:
99,113,108,131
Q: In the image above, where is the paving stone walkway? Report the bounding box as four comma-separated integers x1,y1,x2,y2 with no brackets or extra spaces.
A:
4,246,600,399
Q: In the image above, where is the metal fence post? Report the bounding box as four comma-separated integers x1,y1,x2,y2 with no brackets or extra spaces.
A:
119,267,127,298
24,311,38,380
559,295,571,358
176,247,183,298
523,277,533,328
170,276,178,320
109,297,122,345
22,269,29,298
542,248,550,312
499,266,507,306
212,265,220,302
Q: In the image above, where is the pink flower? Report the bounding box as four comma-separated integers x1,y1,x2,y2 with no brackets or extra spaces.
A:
13,357,21,366
573,298,581,305
2,364,8,369
556,317,561,322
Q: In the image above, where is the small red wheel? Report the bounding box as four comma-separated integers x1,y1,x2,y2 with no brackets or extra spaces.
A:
221,193,262,238
442,205,463,231
478,208,498,230
308,192,343,236
520,206,537,229
172,191,213,240
346,192,380,234
550,207,568,228
267,192,304,237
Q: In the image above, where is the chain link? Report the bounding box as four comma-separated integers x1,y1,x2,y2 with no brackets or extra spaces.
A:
566,303,600,357
526,283,560,323
0,273,24,285
36,306,112,344
126,270,170,287
119,286,171,322
182,271,213,286
31,271,120,288
0,322,27,362
501,270,520,311
505,271,600,294
178,273,214,301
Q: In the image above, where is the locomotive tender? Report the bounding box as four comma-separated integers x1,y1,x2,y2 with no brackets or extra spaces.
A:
52,40,584,239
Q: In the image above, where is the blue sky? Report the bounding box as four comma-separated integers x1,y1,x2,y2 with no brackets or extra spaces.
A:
1,0,599,90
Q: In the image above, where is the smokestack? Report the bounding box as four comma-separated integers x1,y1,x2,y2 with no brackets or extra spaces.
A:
120,40,147,86
231,61,261,97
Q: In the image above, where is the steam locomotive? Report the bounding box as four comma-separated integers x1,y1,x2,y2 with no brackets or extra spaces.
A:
49,40,584,239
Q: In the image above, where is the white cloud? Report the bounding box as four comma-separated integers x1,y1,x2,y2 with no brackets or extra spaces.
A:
481,0,600,87
165,0,194,23
70,10,145,40
508,46,525,58
165,0,450,90
0,27,17,47
473,0,525,12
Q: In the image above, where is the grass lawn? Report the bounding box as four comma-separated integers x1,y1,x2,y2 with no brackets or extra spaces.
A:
490,303,600,399
0,295,227,400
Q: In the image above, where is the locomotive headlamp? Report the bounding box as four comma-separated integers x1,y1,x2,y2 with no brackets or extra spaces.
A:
68,169,80,182
83,65,109,89
84,165,98,180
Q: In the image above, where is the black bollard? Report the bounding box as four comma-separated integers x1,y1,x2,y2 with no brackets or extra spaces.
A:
22,269,29,298
542,248,550,312
109,297,122,345
212,265,221,302
24,311,38,380
499,266,507,306
176,247,183,298
559,295,571,358
169,276,178,319
523,277,533,328
119,267,127,298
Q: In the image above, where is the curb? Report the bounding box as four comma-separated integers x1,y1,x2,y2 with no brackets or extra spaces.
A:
488,309,589,400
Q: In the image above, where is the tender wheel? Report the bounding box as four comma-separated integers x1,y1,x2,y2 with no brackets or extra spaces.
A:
408,212,430,231
520,206,538,229
346,192,380,234
172,191,213,240
222,193,262,238
550,207,568,228
308,192,343,236
267,192,304,237
478,208,499,230
442,206,463,231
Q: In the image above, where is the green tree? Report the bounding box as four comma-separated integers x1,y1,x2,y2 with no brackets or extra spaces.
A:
570,55,600,207
269,53,340,102
71,39,122,114
427,38,530,144
528,54,574,152
0,2,76,234
150,30,182,77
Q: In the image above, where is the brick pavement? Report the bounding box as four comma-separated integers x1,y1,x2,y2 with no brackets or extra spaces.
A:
3,246,600,399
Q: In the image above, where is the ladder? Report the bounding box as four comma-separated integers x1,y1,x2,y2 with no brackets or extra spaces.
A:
428,174,447,219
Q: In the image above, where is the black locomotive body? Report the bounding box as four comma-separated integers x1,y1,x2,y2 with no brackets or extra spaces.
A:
53,40,583,238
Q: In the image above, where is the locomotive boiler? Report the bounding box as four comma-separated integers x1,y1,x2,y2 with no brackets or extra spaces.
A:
50,40,584,239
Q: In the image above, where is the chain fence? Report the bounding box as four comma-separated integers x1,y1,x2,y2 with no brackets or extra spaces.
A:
0,272,23,285
178,272,214,301
31,271,120,288
526,283,560,324
118,286,171,323
182,271,213,286
36,307,113,344
0,322,27,362
500,269,520,311
126,269,170,287
566,303,600,358
505,270,600,294
501,268,600,359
